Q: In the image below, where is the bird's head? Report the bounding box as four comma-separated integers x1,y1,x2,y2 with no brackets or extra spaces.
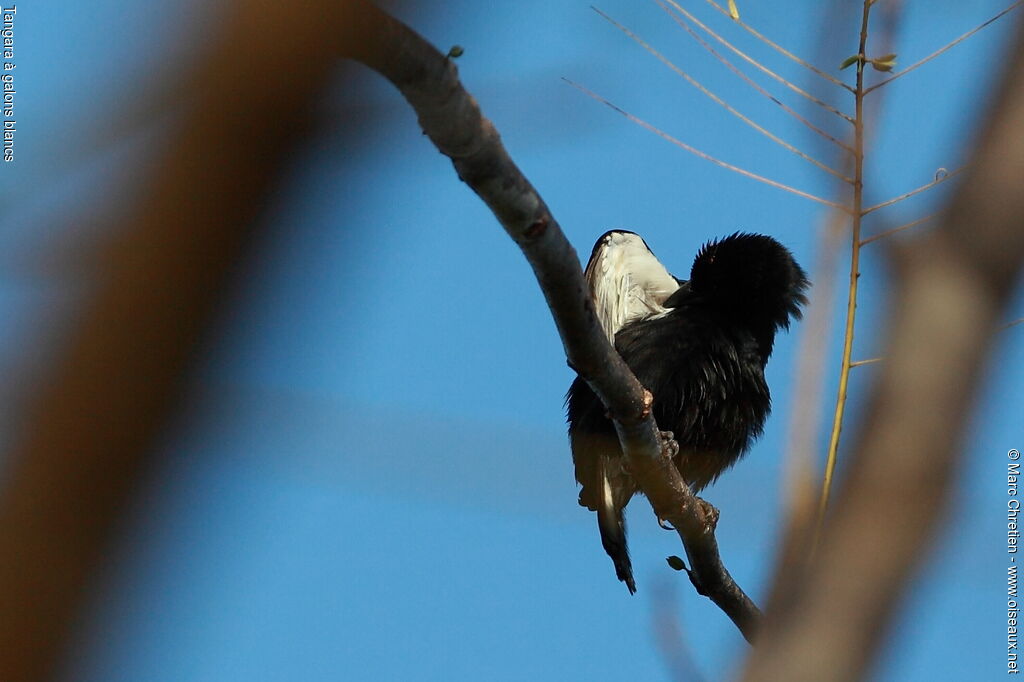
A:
685,232,809,334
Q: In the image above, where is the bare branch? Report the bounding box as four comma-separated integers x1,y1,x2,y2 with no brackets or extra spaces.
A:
565,78,848,211
848,357,883,368
345,2,762,640
859,211,939,245
862,165,966,215
660,0,855,124
596,8,851,183
1001,316,1024,330
701,0,856,92
865,0,1024,94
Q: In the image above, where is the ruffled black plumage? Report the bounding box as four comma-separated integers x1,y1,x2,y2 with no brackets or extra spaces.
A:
567,232,809,593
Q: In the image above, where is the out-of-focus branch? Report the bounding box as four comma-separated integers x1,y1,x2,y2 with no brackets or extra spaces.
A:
743,15,1024,682
0,2,361,680
343,1,762,640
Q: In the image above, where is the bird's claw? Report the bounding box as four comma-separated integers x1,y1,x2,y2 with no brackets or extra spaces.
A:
695,496,720,533
658,430,680,460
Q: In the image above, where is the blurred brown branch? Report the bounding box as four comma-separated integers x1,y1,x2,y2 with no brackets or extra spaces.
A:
743,13,1024,682
0,1,361,680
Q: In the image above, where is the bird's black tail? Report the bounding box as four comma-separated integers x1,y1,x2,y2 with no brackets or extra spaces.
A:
597,464,636,594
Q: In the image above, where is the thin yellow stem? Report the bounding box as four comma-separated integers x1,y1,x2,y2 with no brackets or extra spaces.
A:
596,8,852,183
815,0,873,552
564,78,848,210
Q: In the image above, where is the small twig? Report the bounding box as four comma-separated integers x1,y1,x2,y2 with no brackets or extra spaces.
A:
815,0,874,553
865,0,1024,94
860,211,939,245
564,78,848,211
660,0,855,124
862,166,965,215
701,0,855,92
655,0,854,152
596,8,851,183
849,357,883,368
1002,317,1024,331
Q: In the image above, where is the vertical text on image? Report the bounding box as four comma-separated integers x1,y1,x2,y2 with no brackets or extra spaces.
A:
2,5,16,162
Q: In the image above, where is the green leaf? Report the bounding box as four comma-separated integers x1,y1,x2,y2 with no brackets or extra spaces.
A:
446,45,464,59
727,0,740,19
870,54,897,72
666,555,687,571
839,54,862,70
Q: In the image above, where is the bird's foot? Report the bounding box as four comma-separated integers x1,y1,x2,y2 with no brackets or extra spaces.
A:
694,496,720,533
658,430,679,460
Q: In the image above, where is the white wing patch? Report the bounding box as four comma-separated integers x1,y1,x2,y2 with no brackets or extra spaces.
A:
585,231,680,342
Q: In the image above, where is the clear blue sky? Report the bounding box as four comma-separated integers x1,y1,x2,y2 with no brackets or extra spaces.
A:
2,1,1022,680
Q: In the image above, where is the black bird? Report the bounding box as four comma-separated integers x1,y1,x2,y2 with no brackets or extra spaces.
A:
566,230,808,593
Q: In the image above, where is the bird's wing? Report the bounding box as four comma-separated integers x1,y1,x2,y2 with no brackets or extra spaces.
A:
584,230,680,342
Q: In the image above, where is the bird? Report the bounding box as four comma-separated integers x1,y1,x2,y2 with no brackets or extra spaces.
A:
566,230,808,593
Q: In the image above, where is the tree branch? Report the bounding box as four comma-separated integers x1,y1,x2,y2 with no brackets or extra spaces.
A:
344,1,762,640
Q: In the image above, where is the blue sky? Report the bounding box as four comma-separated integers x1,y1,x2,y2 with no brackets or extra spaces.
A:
2,1,1022,680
